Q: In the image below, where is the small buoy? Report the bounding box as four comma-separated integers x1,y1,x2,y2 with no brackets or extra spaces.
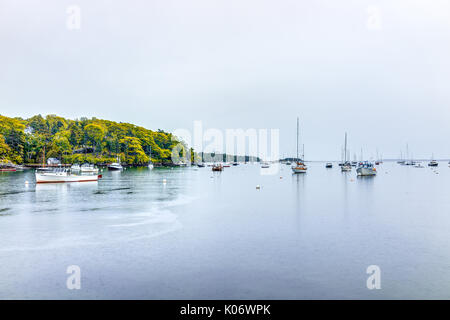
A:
256,185,261,189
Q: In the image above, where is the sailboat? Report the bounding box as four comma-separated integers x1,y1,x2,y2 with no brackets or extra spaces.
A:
341,133,352,172
148,145,154,169
292,117,307,173
108,156,123,171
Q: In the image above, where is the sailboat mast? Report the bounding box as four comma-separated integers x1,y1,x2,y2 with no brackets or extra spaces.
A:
296,117,299,161
344,132,347,163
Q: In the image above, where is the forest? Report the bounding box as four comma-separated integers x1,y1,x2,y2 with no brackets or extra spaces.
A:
0,114,189,166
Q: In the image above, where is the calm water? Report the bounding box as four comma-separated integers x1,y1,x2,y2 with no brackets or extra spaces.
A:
0,162,450,299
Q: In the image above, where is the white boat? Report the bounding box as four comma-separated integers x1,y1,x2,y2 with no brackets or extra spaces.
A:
341,133,352,172
35,168,101,183
148,163,154,169
108,156,123,171
292,117,307,174
357,162,377,176
80,163,99,173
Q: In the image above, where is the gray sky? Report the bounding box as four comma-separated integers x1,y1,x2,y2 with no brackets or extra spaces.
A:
1,0,449,160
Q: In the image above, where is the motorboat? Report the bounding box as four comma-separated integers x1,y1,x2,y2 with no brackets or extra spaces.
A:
35,168,101,183
325,163,333,168
108,162,123,171
212,164,223,172
80,163,99,173
357,162,377,176
428,160,438,167
108,157,123,171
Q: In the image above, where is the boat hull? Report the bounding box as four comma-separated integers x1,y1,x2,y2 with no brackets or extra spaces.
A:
292,167,307,173
36,173,99,183
356,167,377,176
107,166,123,171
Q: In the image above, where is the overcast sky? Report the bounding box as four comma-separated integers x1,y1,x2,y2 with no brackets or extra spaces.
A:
1,0,449,160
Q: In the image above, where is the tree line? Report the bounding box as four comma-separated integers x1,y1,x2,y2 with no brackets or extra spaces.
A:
0,114,187,165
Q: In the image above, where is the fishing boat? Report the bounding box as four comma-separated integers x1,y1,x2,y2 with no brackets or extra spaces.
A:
357,162,377,176
292,117,307,174
0,167,16,172
325,163,333,168
341,133,352,172
212,164,223,171
35,168,101,183
108,157,123,171
80,163,99,173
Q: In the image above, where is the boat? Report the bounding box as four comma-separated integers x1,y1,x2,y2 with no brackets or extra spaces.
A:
341,133,352,172
223,163,231,168
212,164,223,171
292,117,307,174
428,160,438,167
197,162,205,168
285,161,292,165
232,162,239,166
148,145,154,169
108,157,123,171
0,161,18,172
325,163,333,168
80,163,99,173
35,168,101,183
415,163,425,168
357,162,377,176
428,155,438,167
261,162,270,169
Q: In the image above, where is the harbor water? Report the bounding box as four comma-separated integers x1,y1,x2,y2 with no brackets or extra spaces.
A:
0,162,449,299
